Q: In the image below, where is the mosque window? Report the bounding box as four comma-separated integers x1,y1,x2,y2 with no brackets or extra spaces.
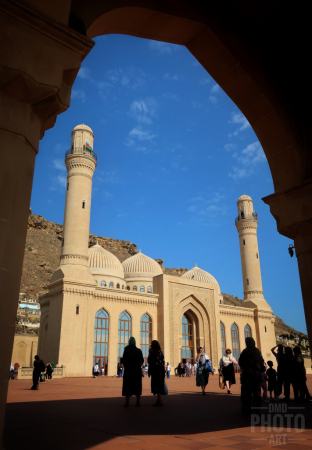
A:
76,305,79,315
265,326,267,332
101,281,106,287
117,284,120,289
127,286,130,291
67,182,69,191
109,282,114,288
133,286,137,291
220,322,226,356
231,323,240,371
243,239,245,245
94,308,109,374
140,313,152,365
140,286,145,292
122,285,124,289
147,286,152,293
118,311,131,364
247,278,249,285
82,200,85,208
256,253,258,259
244,324,252,339
181,314,193,364
95,280,98,284
62,238,64,247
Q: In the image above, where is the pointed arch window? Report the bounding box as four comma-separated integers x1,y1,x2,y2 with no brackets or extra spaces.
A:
118,311,131,363
133,286,137,291
140,286,145,292
244,324,252,340
220,322,226,357
181,314,193,364
147,286,152,293
109,282,114,288
101,281,106,287
140,313,152,364
231,323,240,371
116,283,120,289
93,309,109,375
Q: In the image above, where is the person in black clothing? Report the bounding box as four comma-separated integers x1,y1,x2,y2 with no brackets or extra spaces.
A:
31,355,45,390
122,337,144,407
148,340,165,406
283,347,294,401
271,344,287,401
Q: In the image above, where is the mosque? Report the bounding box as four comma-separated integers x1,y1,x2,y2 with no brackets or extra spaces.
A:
38,124,276,377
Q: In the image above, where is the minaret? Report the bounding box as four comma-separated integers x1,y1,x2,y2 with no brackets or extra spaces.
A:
235,195,271,311
51,124,97,283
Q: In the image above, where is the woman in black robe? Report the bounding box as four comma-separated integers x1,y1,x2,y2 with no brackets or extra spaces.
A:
148,340,165,406
122,337,144,407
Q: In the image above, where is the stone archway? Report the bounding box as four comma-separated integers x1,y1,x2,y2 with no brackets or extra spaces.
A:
173,295,217,368
1,2,312,445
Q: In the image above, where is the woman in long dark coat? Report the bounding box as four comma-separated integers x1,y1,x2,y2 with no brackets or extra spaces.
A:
122,337,144,407
148,340,165,406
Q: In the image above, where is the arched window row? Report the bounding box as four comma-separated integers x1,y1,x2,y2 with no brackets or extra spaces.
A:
93,310,153,369
220,322,253,370
99,282,152,292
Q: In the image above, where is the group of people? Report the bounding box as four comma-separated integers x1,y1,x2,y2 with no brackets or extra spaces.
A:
122,337,166,407
29,356,54,390
177,361,193,377
237,338,311,414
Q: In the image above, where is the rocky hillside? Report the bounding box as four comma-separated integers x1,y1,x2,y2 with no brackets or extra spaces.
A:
20,211,307,340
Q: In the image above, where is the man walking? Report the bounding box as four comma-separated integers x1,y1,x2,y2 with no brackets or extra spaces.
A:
31,355,45,390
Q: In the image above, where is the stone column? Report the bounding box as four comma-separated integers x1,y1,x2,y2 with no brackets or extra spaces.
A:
263,180,312,347
0,2,94,446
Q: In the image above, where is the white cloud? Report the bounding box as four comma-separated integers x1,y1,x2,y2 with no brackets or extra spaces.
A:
129,127,157,142
191,101,202,109
229,112,251,135
209,95,217,104
163,73,180,81
129,97,157,124
162,93,179,101
224,143,237,152
103,191,113,199
77,67,91,80
210,84,220,94
200,78,210,85
52,159,66,172
148,41,173,54
97,170,120,185
71,90,86,102
229,141,266,180
98,67,146,95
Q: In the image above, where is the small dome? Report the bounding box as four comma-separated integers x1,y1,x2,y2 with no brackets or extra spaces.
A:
72,124,94,136
122,251,163,278
237,194,252,203
182,265,220,289
88,244,124,278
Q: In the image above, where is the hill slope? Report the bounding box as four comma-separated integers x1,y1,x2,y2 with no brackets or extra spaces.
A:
20,211,307,340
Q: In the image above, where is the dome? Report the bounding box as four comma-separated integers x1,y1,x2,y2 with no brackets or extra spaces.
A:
237,194,252,203
122,251,163,278
88,244,124,279
181,265,220,290
72,124,94,136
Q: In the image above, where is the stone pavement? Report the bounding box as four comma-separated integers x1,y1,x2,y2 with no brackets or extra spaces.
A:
4,375,312,450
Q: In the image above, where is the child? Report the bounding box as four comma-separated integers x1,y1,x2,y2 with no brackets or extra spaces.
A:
266,360,277,400
260,365,269,402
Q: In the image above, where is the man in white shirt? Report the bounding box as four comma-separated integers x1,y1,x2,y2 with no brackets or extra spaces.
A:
93,363,99,378
167,362,171,378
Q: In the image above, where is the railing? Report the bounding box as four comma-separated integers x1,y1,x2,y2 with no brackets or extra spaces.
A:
235,213,258,223
18,367,65,379
65,146,97,162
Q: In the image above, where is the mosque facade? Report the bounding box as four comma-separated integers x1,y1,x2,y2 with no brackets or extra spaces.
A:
38,125,276,377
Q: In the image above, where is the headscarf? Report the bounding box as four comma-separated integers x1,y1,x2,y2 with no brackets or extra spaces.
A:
197,348,209,364
129,337,136,346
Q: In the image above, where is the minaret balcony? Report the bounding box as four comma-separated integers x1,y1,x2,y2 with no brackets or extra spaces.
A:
235,212,258,223
65,146,97,162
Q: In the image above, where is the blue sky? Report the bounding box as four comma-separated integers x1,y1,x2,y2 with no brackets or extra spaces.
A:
32,35,305,333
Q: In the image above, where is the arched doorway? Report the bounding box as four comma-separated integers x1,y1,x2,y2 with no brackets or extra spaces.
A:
93,309,109,374
118,311,131,364
140,313,152,365
181,314,193,364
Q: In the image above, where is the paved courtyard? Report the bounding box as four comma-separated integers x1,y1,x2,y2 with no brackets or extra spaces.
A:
4,375,312,450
